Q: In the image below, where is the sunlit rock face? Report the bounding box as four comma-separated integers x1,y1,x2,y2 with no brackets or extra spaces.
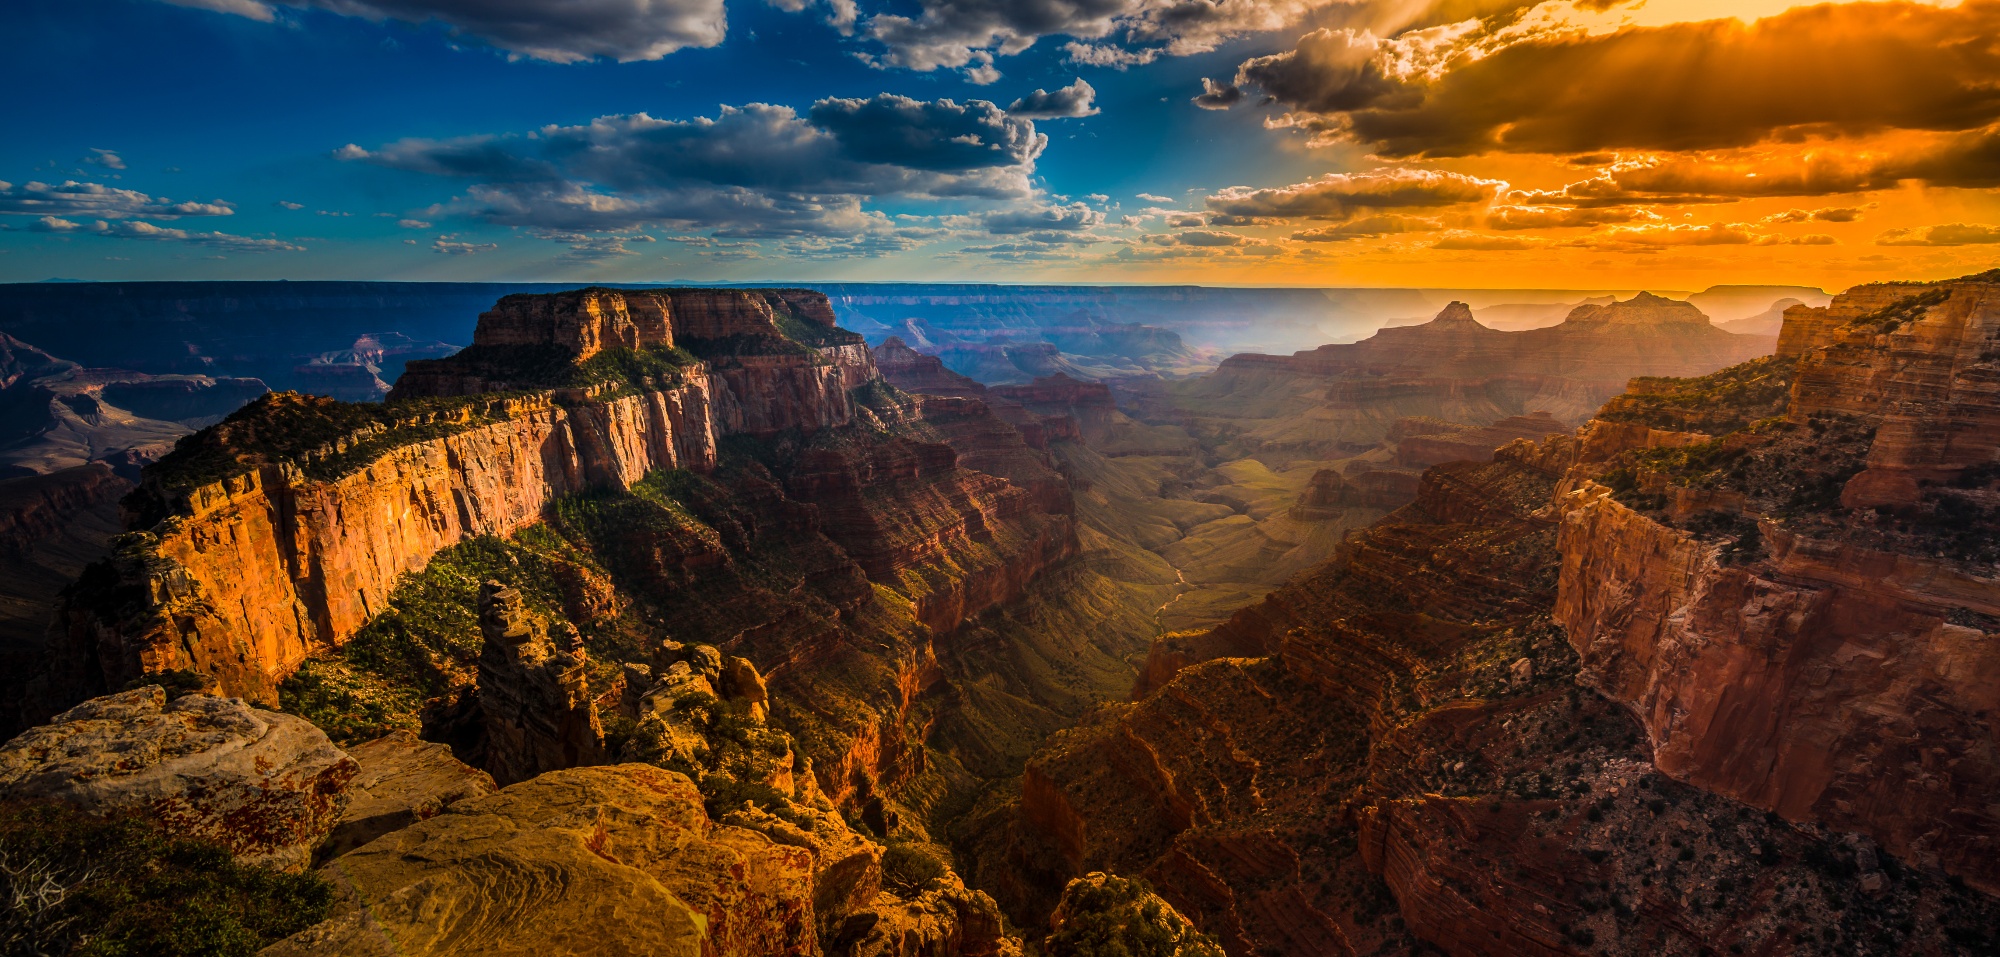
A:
970,276,2000,956
33,287,1071,719
0,685,357,872
1553,275,2000,894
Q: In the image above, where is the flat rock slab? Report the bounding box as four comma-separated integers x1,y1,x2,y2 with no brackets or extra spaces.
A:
319,730,497,860
265,764,816,957
0,686,357,871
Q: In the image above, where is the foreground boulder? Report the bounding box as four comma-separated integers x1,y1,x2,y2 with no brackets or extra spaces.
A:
267,764,816,957
318,730,498,860
0,685,356,871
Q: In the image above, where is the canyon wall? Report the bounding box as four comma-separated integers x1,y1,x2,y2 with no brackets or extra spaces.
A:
1553,276,2000,892
38,288,1034,711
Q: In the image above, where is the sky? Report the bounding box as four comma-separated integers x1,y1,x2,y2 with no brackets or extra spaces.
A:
2,0,1998,289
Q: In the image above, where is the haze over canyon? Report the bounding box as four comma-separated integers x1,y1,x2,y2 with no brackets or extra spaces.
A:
7,0,2000,954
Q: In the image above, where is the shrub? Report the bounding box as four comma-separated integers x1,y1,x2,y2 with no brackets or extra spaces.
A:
1044,873,1227,957
880,842,949,894
0,802,331,957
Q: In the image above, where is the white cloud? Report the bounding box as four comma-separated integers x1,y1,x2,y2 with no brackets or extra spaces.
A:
156,0,727,63
433,236,498,254
343,96,1046,238
1007,79,1098,119
27,216,305,251
0,180,234,219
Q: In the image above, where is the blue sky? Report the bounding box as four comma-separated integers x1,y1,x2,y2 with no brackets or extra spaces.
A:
0,0,1323,282
4,0,1998,288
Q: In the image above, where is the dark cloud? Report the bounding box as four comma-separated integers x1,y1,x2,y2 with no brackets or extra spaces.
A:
1235,28,1409,115
808,95,1044,173
862,0,1337,78
1192,77,1243,111
160,0,726,63
1205,168,1500,222
1235,1,2000,158
1008,79,1098,119
1174,229,1252,247
343,96,1043,236
1877,223,2000,246
1762,205,1870,224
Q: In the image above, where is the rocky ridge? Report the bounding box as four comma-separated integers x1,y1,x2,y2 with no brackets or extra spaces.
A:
30,288,994,710
967,275,2000,955
1550,274,2000,894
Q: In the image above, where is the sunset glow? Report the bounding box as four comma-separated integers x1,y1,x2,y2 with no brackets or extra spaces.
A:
3,0,1996,289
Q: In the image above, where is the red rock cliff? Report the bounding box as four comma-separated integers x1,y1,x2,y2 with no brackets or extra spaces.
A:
39,288,1075,713
1553,274,2000,893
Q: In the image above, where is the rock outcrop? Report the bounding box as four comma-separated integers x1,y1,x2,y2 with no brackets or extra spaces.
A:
1043,872,1225,957
473,580,604,785
34,289,897,709
266,764,818,957
0,686,356,871
975,426,2000,955
1552,274,2000,894
320,730,497,860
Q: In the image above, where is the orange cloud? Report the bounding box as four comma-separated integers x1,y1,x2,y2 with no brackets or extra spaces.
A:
1205,168,1501,222
1877,223,2000,246
1237,1,2000,158
1484,204,1655,229
1291,214,1443,240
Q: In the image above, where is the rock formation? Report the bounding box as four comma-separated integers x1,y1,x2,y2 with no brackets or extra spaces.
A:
1168,294,1772,462
474,580,604,785
1552,273,2000,894
265,764,819,957
320,730,498,859
1043,873,1224,957
0,685,356,871
975,443,2000,955
35,287,1017,710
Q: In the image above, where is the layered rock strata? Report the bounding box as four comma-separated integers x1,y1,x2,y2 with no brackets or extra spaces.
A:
1552,274,2000,893
35,288,958,710
0,685,357,871
320,730,497,860
266,764,818,957
474,580,605,785
978,419,2000,954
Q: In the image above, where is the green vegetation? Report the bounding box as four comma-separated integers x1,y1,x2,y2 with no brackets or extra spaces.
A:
880,841,950,894
1844,288,1950,335
0,802,331,957
278,530,627,745
1597,355,1795,433
773,309,865,350
1043,874,1226,957
140,391,518,509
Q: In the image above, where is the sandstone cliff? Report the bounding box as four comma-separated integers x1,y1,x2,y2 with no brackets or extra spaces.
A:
1167,294,1772,462
975,445,2000,956
20,285,1082,956
35,288,896,709
1551,273,2000,894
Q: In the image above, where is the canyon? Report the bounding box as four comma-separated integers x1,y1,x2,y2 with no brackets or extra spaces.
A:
970,274,2000,955
3,277,1996,956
